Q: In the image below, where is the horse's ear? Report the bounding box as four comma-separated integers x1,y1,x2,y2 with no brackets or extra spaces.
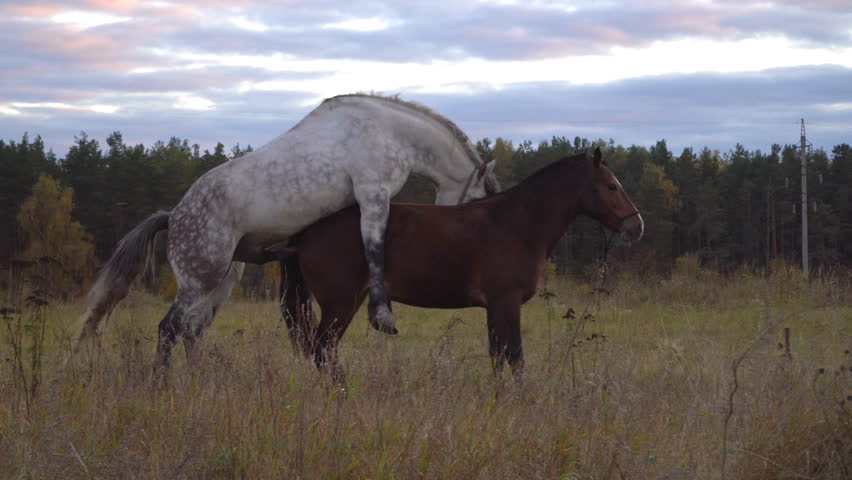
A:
594,147,602,167
477,158,495,180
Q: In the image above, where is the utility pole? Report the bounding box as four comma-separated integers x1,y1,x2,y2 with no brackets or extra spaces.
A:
800,119,809,280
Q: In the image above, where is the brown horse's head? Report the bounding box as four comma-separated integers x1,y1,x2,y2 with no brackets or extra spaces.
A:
581,147,644,242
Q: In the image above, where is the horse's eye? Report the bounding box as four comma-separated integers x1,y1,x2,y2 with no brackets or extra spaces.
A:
607,184,617,192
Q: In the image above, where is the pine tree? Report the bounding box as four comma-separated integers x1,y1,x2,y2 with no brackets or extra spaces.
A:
0,134,60,266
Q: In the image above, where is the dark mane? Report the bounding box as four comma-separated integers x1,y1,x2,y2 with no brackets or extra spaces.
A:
325,93,501,194
465,152,587,204
325,93,482,167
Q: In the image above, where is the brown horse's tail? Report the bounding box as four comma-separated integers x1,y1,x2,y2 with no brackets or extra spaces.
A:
69,211,170,359
279,252,317,356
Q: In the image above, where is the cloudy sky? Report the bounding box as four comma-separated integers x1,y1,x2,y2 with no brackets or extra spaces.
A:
2,0,851,156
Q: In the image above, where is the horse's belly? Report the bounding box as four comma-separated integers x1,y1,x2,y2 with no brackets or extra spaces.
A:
388,273,477,309
392,292,474,309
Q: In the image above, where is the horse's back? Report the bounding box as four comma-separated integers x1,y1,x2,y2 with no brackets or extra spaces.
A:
215,98,431,232
172,131,357,238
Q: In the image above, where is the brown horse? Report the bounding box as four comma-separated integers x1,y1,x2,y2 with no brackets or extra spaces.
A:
275,148,643,376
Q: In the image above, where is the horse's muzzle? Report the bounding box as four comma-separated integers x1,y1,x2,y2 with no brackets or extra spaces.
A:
620,212,644,242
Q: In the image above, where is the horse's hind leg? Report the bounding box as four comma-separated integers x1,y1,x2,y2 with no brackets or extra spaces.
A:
182,262,245,363
157,296,189,370
279,255,316,357
159,245,238,370
180,306,211,364
313,307,357,385
157,287,221,370
154,289,210,388
352,185,398,335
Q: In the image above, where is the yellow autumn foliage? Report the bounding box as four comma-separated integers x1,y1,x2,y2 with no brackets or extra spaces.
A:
16,175,97,299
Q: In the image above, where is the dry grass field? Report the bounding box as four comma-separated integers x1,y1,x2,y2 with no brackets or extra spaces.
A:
1,262,850,479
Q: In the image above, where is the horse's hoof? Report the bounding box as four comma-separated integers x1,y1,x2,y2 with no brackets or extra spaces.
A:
369,306,398,335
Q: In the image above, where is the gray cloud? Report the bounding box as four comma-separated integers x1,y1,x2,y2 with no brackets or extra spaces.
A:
1,1,851,157
3,65,849,157
0,66,317,104
163,1,852,61
0,88,315,154
412,65,852,153
5,1,852,66
111,1,852,62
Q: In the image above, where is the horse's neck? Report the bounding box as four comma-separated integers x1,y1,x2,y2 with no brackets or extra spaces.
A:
411,127,474,184
497,160,586,253
384,108,475,182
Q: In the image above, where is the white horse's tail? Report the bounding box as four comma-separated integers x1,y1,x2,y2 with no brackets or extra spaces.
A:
71,211,170,354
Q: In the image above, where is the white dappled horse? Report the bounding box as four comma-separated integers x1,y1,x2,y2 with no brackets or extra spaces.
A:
73,94,499,368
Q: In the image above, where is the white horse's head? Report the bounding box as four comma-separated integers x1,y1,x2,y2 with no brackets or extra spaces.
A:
434,159,499,205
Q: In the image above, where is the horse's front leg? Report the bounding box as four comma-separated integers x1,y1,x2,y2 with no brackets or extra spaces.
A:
313,308,357,388
486,300,524,379
181,262,243,364
353,186,397,334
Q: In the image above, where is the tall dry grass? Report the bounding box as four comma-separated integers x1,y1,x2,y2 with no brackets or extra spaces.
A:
1,263,849,479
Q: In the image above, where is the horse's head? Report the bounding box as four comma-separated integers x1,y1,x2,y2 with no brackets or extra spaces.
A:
581,147,644,242
435,159,500,205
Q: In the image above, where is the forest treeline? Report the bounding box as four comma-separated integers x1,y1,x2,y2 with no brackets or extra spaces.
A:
2,131,850,299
